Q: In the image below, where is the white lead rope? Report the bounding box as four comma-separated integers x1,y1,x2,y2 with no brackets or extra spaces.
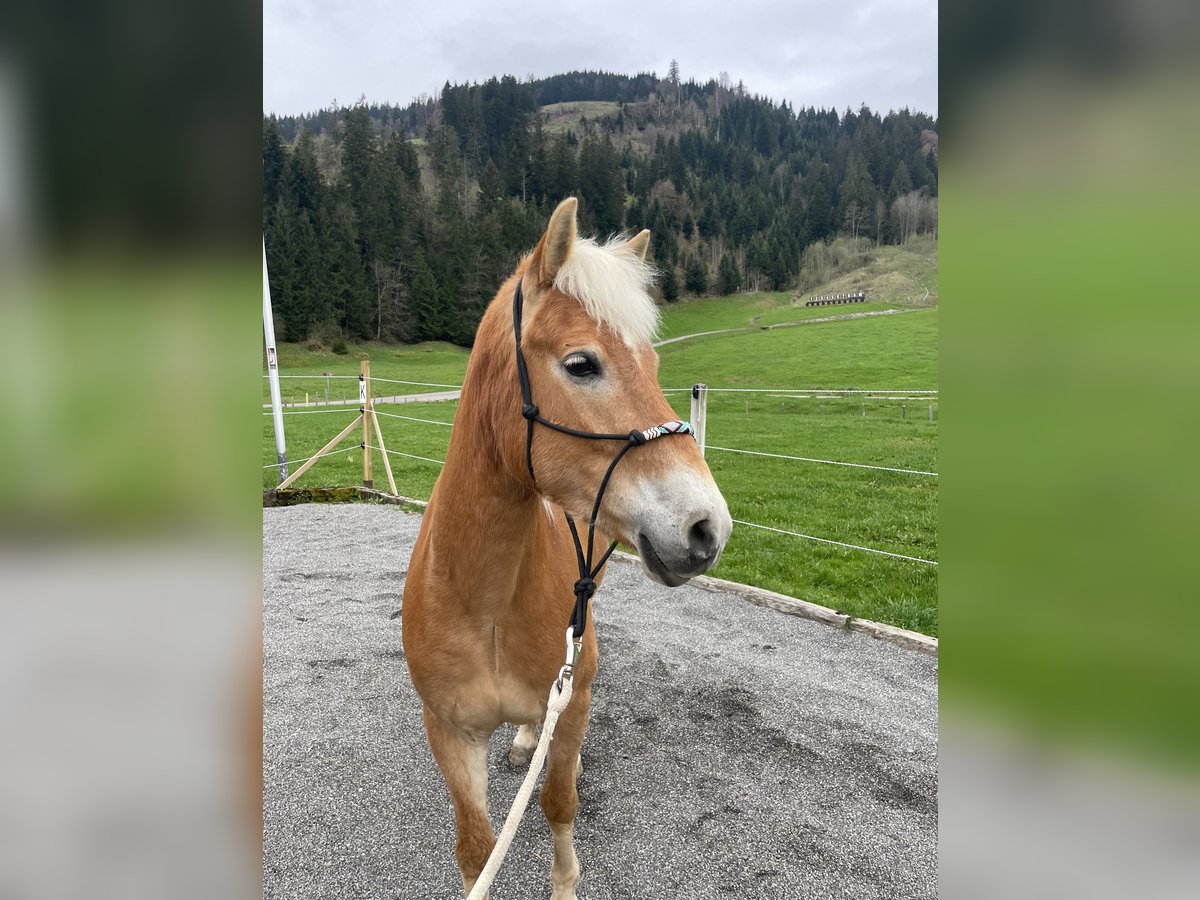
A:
466,637,579,900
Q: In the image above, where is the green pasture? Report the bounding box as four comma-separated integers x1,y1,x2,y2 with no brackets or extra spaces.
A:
261,341,470,405
264,302,937,635
657,307,938,389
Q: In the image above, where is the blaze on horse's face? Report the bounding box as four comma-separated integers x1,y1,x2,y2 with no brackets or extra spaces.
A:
518,198,732,586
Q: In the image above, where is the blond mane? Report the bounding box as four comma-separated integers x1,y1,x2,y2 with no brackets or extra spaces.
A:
552,237,660,346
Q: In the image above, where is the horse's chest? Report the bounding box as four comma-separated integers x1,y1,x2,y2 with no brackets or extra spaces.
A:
440,667,547,733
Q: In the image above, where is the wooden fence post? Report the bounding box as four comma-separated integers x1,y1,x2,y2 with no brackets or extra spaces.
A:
691,383,708,457
360,359,373,489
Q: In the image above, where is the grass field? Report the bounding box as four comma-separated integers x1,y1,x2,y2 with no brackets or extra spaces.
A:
262,341,469,405
263,253,938,635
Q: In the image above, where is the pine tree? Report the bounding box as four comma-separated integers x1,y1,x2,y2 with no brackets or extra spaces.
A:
578,136,625,235
718,253,740,295
888,160,913,201
839,153,875,241
280,131,323,215
325,206,373,339
684,254,709,295
410,253,446,341
544,135,577,203
262,120,286,230
660,265,680,301
340,104,374,218
477,159,504,215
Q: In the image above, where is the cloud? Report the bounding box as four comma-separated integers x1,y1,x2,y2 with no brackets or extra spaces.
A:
264,0,936,116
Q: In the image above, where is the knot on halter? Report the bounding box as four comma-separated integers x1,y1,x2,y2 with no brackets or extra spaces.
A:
573,576,596,601
522,403,539,420
628,429,648,445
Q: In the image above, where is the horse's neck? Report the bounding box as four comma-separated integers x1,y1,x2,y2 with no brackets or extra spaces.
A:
422,353,548,604
430,448,543,588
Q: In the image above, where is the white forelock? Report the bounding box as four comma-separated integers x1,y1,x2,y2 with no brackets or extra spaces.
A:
552,237,660,346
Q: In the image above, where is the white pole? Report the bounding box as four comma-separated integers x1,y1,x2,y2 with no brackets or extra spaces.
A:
690,383,708,457
263,239,289,484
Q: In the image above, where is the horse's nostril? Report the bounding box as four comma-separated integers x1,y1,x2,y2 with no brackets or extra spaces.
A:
687,518,718,566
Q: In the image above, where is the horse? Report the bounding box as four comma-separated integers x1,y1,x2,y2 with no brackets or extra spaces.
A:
401,197,732,899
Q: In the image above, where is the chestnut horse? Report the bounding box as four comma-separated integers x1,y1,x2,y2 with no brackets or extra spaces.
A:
402,198,732,898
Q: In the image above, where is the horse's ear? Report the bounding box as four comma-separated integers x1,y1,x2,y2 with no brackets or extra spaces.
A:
534,197,578,285
626,229,651,261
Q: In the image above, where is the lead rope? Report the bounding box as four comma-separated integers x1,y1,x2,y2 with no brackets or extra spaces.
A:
465,279,695,899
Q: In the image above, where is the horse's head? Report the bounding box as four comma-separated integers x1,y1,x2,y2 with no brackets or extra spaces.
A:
511,197,732,586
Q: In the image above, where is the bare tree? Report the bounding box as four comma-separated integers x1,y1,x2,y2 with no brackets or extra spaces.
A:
371,260,411,341
890,190,936,243
843,201,867,241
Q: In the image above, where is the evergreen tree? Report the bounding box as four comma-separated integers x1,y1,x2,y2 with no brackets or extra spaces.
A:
410,253,447,341
660,265,680,301
544,135,577,203
340,104,374,218
888,160,913,201
325,205,373,339
280,131,323,215
684,254,709,295
839,152,875,240
262,120,286,229
477,159,504,215
803,159,834,244
578,135,625,235
718,253,740,295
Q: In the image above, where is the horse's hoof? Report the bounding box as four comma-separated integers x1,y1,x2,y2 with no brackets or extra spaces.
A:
508,745,534,767
575,753,584,778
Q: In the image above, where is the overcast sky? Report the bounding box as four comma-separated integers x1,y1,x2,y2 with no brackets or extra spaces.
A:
264,0,937,118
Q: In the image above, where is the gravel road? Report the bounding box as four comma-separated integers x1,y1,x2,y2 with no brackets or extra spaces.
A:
264,503,937,899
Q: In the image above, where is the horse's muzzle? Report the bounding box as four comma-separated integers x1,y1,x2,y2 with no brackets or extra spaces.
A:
635,509,729,586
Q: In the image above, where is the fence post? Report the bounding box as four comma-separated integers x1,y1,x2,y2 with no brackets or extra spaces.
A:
360,359,373,488
690,383,708,457
902,402,907,419
262,240,289,484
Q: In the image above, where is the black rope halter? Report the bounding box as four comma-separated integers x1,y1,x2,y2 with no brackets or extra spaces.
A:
512,279,695,675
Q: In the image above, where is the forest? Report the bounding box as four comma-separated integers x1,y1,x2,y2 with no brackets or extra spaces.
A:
263,68,938,346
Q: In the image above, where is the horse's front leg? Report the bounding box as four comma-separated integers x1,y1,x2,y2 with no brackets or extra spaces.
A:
539,685,591,900
422,705,495,897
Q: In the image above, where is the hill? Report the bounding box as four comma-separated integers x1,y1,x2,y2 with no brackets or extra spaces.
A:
263,67,937,348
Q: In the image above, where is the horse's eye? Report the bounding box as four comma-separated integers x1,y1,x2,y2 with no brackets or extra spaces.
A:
562,353,600,379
